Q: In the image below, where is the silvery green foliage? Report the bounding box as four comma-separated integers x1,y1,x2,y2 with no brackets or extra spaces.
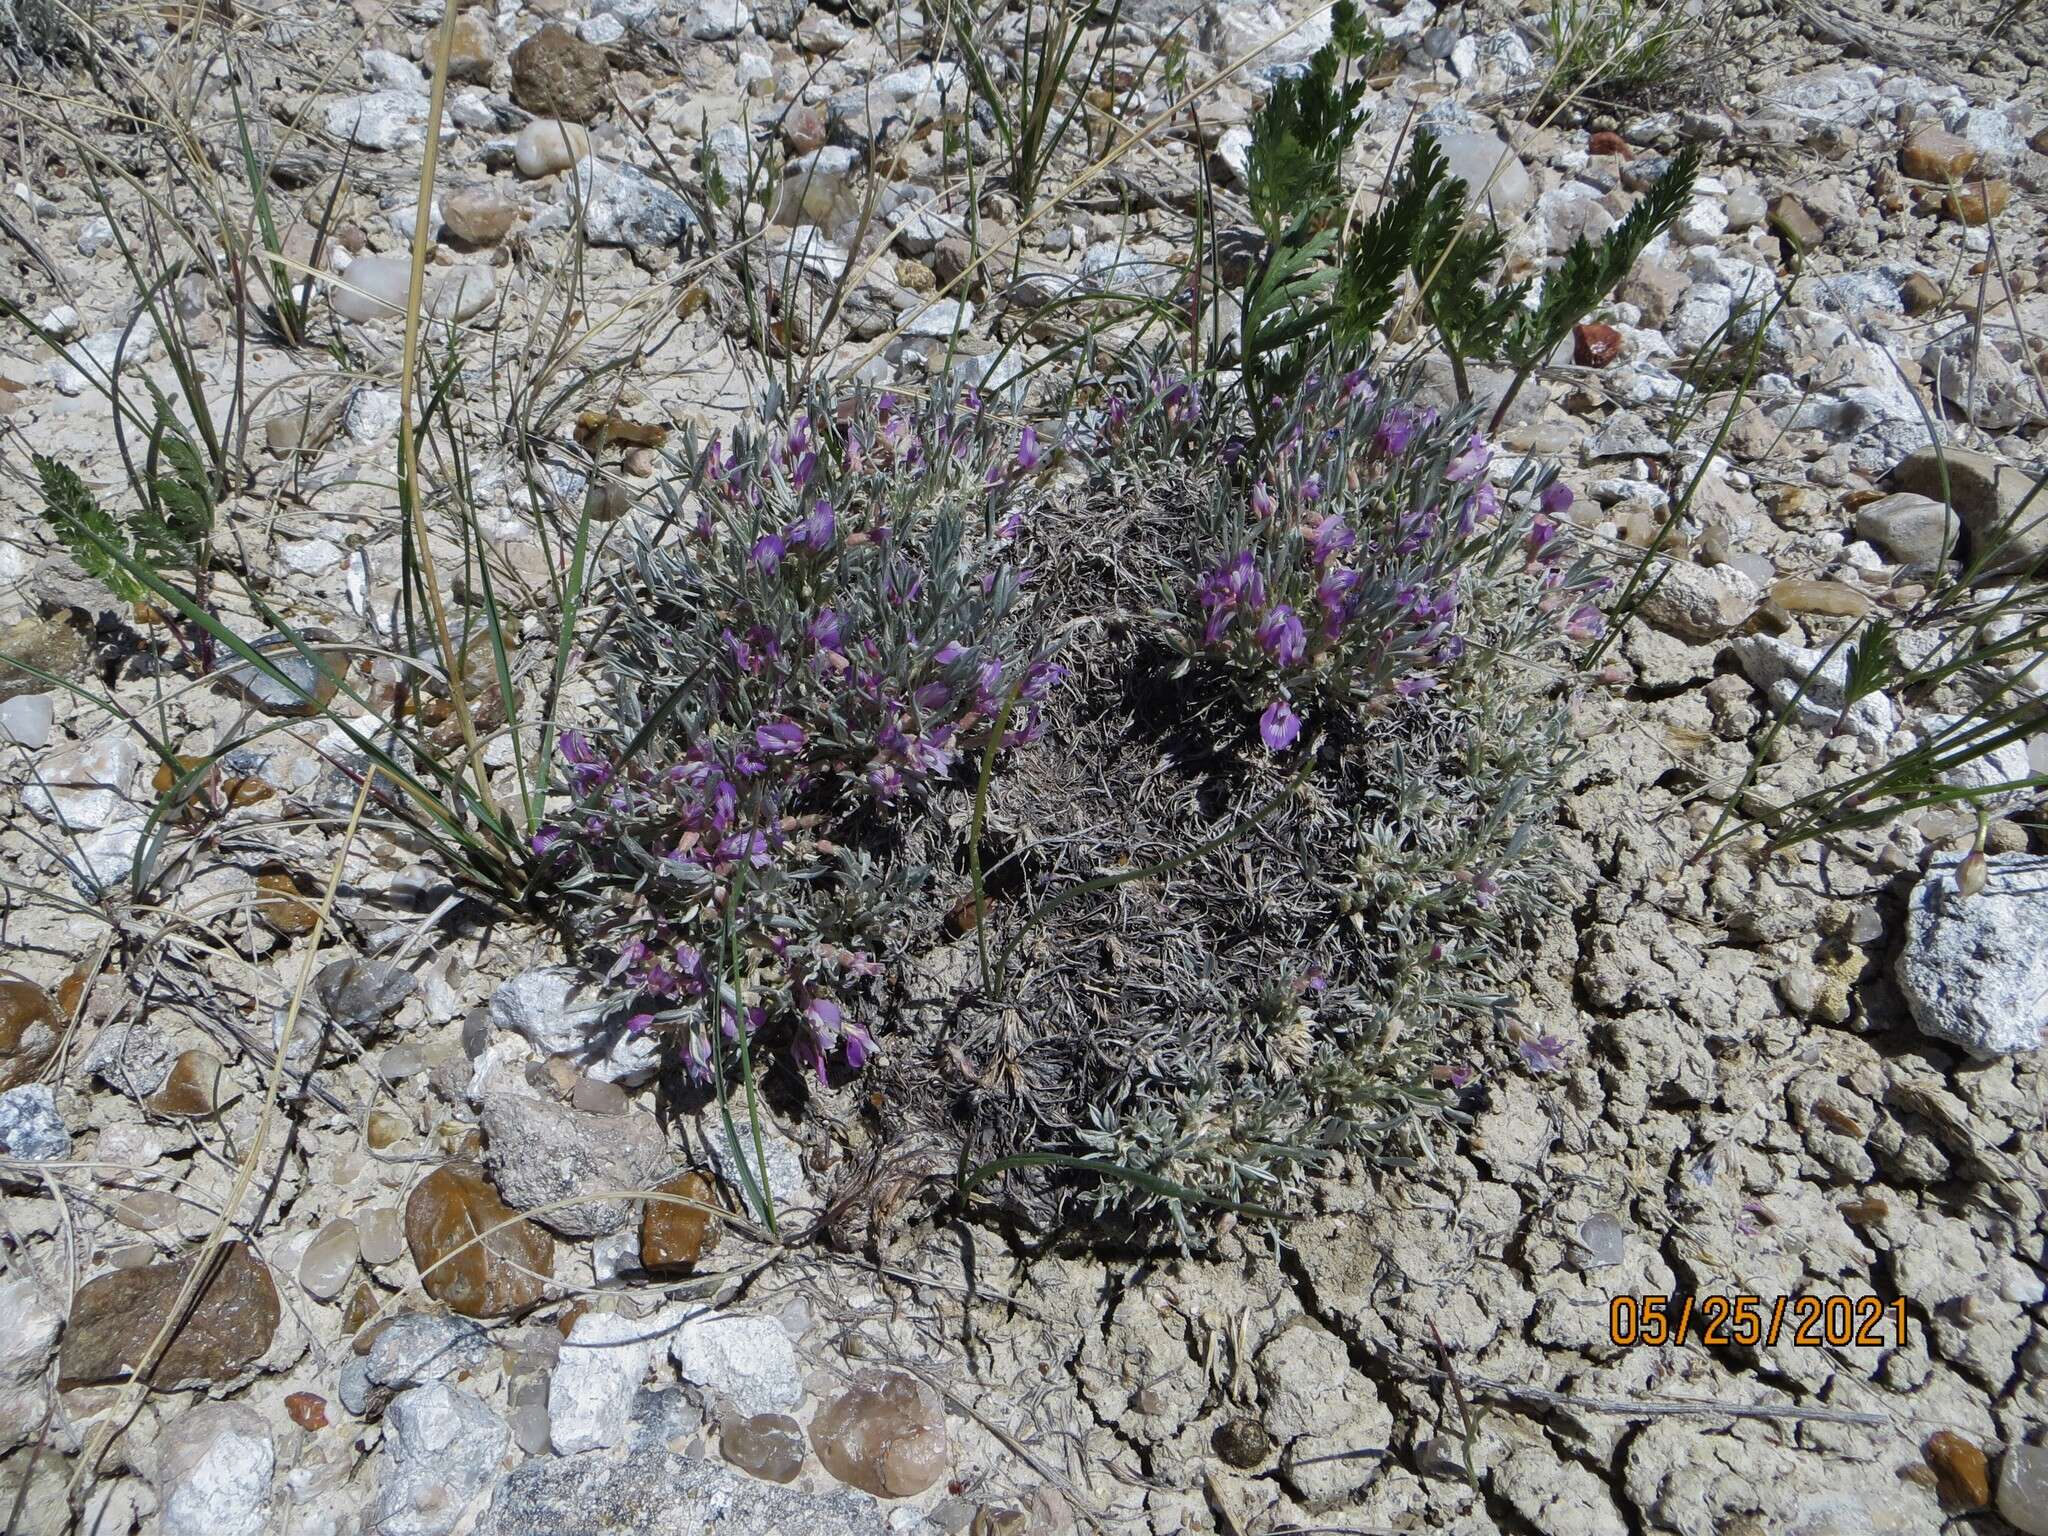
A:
947,354,1604,1232
539,383,1057,1086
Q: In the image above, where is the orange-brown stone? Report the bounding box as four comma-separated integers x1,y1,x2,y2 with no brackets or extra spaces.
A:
640,1172,720,1271
404,1163,554,1318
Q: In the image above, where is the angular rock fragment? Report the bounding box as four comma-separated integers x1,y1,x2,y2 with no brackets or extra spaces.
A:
59,1242,280,1389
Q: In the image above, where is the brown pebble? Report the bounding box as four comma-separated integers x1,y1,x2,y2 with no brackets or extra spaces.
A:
1839,1197,1888,1225
254,872,321,937
1945,180,2011,226
1899,125,1978,183
641,1172,719,1271
1924,1429,1990,1508
1588,130,1630,158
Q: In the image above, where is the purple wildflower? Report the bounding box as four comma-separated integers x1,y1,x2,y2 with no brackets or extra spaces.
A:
1259,698,1302,752
1564,604,1606,642
1540,481,1575,516
756,720,806,755
1445,432,1491,483
1250,480,1276,520
751,532,785,572
1518,1033,1569,1075
1015,425,1043,472
1255,604,1307,666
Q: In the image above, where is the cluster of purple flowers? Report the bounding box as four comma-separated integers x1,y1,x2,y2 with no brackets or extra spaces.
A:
1104,364,1595,751
535,386,1059,1086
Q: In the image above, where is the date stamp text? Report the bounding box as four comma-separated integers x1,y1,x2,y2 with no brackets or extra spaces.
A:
1609,1294,1909,1350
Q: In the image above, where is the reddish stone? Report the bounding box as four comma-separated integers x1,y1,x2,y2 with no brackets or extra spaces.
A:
285,1391,329,1430
1573,322,1624,367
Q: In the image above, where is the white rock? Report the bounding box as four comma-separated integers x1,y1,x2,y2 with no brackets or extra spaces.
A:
0,1273,62,1453
578,13,626,45
61,820,150,897
1729,633,1897,748
1917,712,2033,808
37,303,80,338
362,48,424,92
668,1311,803,1415
375,1386,507,1536
1211,0,1331,71
332,255,411,323
1637,560,1760,640
1896,854,2048,1057
564,157,698,248
1948,103,2032,163
325,91,441,152
688,0,750,38
515,119,590,178
897,299,974,337
1672,195,1728,245
77,217,115,256
1078,241,1178,297
550,1310,675,1453
0,694,54,750
450,91,498,131
1215,125,1252,184
487,967,654,1084
426,267,493,322
702,122,756,192
1433,127,1534,220
2000,1442,2048,1536
21,736,142,830
156,1403,274,1536
346,387,406,445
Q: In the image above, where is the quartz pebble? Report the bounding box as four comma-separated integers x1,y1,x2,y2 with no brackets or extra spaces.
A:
299,1218,360,1300
2001,1443,2048,1536
810,1369,948,1498
359,1206,406,1265
515,120,589,177
444,186,518,245
722,1412,805,1483
332,255,410,322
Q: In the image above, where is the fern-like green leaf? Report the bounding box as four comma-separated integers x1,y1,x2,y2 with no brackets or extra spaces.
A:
32,454,146,605
1244,0,1375,239
1501,143,1701,372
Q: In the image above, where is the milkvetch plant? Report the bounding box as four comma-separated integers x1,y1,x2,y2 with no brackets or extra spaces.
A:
537,383,1060,1085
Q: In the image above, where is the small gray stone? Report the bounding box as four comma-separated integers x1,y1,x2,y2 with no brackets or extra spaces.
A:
1896,854,2048,1057
1638,560,1759,640
2000,1442,2048,1536
1889,445,2047,579
490,1446,884,1536
316,958,418,1028
481,1090,669,1238
564,159,698,249
1855,491,1960,567
0,1084,69,1161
